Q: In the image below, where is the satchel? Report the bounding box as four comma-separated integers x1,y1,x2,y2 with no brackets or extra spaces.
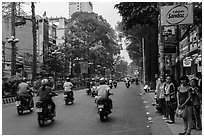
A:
176,108,184,118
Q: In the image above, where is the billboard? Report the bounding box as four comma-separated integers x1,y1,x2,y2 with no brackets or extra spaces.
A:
161,4,193,26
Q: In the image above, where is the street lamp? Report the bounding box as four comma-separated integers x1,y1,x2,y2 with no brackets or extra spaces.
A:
7,36,19,76
51,50,62,84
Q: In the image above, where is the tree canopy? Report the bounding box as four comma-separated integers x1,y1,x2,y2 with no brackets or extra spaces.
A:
64,11,121,69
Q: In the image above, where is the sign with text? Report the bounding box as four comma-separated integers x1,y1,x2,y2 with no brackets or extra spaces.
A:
80,62,88,74
161,4,193,26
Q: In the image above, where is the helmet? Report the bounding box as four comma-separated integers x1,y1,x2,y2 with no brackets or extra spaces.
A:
22,77,27,82
41,79,48,86
99,77,106,85
66,77,70,82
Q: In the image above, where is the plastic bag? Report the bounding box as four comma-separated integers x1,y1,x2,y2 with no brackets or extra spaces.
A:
176,108,184,118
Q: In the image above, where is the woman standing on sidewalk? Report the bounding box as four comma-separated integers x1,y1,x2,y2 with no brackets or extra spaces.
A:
190,78,202,131
164,75,177,124
177,76,193,135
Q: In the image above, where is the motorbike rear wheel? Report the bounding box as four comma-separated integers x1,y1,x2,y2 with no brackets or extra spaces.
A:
17,106,23,115
38,113,45,127
29,100,34,112
99,112,105,121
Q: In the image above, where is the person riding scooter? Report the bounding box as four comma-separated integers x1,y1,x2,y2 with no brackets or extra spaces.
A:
38,79,56,116
63,77,74,100
96,78,113,113
17,77,33,107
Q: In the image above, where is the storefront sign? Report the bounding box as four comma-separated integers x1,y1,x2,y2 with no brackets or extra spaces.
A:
161,4,193,26
80,62,88,74
183,57,192,67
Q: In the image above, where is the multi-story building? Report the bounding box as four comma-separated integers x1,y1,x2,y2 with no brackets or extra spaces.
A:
49,17,69,49
69,2,93,18
179,24,202,76
2,15,57,79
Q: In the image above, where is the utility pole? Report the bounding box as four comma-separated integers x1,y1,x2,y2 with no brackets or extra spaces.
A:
142,38,145,83
32,2,37,81
158,3,165,77
11,2,16,76
176,25,180,81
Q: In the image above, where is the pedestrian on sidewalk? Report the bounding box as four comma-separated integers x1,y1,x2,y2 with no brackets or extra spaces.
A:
164,75,177,124
156,76,168,119
177,76,193,135
189,78,202,131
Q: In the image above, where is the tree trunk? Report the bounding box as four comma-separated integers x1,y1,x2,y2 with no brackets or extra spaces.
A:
32,2,37,81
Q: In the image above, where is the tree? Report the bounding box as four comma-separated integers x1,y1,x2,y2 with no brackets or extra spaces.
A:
64,12,121,71
115,2,159,89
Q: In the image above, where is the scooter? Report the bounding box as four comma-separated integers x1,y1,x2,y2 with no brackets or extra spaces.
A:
97,96,113,121
15,90,34,115
126,82,130,88
113,81,117,88
109,83,113,89
91,86,98,97
64,91,74,105
35,92,57,127
86,88,91,95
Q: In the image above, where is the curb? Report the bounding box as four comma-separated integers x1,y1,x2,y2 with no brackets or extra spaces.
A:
2,87,87,105
2,97,16,104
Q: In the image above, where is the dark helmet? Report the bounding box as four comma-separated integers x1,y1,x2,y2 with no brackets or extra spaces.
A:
41,79,49,86
22,77,27,82
99,77,106,85
66,77,70,82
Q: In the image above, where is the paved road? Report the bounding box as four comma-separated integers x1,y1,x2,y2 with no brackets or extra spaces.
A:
2,82,151,135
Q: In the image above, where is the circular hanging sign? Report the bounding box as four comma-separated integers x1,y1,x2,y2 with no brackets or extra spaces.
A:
183,58,191,67
166,5,189,25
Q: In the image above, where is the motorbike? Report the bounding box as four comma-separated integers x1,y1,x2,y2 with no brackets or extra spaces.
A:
91,86,98,97
15,90,34,115
35,92,57,127
113,81,117,88
109,82,113,89
64,91,74,105
86,88,91,95
97,95,113,121
125,81,130,88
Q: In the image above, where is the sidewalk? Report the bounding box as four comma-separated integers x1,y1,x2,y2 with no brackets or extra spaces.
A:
141,87,202,135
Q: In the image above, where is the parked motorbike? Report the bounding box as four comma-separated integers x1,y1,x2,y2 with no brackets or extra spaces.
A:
64,91,74,105
35,92,57,127
97,96,113,121
15,90,34,115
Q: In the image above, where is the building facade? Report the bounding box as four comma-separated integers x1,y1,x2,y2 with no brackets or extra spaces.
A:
69,2,93,18
2,15,57,79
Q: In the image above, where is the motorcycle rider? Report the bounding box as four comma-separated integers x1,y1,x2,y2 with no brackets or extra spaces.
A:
96,78,113,113
17,77,33,107
38,79,56,116
63,77,74,100
48,76,55,90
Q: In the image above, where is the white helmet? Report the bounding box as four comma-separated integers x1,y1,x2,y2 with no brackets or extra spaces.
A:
41,79,48,85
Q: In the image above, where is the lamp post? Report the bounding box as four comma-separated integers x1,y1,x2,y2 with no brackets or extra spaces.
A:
51,50,62,85
7,36,19,76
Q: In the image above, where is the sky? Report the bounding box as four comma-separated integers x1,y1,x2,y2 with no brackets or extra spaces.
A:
22,1,132,64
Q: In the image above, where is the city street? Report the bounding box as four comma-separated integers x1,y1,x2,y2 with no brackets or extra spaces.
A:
2,82,150,135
